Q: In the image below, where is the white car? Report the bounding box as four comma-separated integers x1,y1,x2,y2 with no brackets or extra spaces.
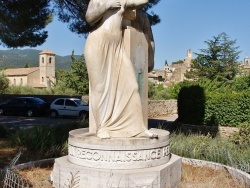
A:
50,98,89,118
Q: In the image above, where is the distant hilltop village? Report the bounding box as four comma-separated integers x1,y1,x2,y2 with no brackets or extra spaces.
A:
149,49,250,86
149,49,193,86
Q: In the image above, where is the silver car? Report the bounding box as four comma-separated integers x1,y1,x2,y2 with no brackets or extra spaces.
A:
50,98,89,118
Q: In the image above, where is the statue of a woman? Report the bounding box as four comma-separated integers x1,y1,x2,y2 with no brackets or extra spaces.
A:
84,0,157,139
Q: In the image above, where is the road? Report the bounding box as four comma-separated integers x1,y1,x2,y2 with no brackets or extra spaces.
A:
0,114,178,131
0,115,80,129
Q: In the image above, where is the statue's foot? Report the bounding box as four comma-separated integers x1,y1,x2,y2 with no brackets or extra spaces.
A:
136,129,158,139
97,131,111,139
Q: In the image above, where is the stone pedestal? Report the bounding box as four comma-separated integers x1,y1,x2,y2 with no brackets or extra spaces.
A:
51,128,182,188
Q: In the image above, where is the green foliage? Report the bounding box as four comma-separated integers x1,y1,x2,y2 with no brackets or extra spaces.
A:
175,77,250,126
63,52,89,95
229,122,250,146
24,63,29,68
50,80,77,95
171,132,250,171
178,85,206,125
8,121,87,158
152,88,171,100
148,81,156,99
6,85,50,95
204,92,250,126
168,81,194,99
187,32,241,81
231,75,250,92
0,71,9,94
55,69,67,81
148,82,172,100
0,0,52,48
0,125,9,138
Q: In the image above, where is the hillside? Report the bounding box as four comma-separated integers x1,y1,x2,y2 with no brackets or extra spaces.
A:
0,49,82,70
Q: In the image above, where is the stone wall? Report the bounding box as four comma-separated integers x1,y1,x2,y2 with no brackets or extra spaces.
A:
148,100,177,118
178,123,239,138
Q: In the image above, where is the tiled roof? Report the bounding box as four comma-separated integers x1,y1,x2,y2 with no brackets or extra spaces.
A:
39,49,55,55
4,67,39,76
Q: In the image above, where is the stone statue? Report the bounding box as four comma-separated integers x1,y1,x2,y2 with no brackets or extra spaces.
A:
84,0,157,139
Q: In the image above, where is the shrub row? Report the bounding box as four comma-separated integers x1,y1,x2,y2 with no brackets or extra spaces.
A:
171,132,250,172
178,86,250,127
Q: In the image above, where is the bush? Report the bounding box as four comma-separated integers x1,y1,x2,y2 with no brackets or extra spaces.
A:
204,92,250,126
8,121,88,158
229,122,250,146
178,85,206,125
0,124,9,138
6,85,50,95
171,132,250,171
177,82,250,126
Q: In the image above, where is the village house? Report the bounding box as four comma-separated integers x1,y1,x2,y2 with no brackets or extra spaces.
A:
148,49,193,86
3,49,56,89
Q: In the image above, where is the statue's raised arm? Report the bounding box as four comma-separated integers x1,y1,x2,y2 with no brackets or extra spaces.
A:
86,0,122,25
125,0,149,8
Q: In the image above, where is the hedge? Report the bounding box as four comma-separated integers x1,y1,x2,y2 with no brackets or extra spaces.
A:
178,86,250,127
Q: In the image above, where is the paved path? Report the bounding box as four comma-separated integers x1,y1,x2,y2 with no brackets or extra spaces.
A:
148,114,178,132
0,114,178,131
0,115,79,129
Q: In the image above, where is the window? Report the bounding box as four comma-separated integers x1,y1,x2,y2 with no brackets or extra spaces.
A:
65,99,77,107
42,57,44,63
42,77,44,82
55,99,64,105
49,57,52,64
20,78,23,85
14,79,16,85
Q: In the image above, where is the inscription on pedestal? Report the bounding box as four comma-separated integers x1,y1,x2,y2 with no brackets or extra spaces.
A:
69,145,170,163
68,128,171,169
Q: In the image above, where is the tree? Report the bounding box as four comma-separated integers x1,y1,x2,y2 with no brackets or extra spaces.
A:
186,32,241,81
0,71,9,94
64,51,89,95
24,63,29,68
0,0,52,48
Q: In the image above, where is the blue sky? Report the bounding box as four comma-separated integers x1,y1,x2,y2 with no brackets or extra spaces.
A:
1,0,250,69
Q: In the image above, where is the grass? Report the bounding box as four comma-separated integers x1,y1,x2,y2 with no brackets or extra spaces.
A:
178,164,247,188
18,167,52,188
1,120,249,187
15,164,247,188
170,131,250,172
0,139,18,168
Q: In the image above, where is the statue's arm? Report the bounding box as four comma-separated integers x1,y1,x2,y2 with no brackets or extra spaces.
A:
86,0,122,25
125,0,148,8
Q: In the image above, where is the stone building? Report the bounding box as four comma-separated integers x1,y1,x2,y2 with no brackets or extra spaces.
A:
148,49,193,86
4,49,56,88
164,49,192,85
239,56,250,74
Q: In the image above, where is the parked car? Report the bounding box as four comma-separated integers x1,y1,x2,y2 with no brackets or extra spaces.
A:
0,97,50,117
50,98,89,118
